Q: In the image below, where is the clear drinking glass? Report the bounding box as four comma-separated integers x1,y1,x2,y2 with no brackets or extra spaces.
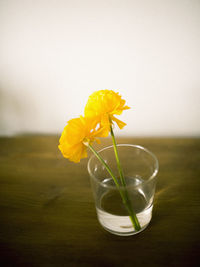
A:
88,144,159,236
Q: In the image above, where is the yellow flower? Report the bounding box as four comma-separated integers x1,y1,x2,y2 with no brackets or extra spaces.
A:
84,89,130,130
58,116,107,163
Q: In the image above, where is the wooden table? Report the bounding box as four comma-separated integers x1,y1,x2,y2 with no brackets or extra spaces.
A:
0,136,200,266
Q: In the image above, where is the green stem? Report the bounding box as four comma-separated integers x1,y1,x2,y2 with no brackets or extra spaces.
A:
110,124,125,186
88,143,120,189
88,143,141,231
109,123,141,231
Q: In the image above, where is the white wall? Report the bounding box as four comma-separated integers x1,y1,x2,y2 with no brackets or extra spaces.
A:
0,0,200,137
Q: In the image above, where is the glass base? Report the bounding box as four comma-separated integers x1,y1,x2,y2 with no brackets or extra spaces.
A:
96,176,153,236
100,221,150,236
97,205,153,236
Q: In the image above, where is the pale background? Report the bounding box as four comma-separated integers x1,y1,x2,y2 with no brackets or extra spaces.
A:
0,0,199,137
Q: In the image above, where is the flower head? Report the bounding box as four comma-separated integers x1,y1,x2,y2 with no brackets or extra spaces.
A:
84,89,130,130
58,116,107,163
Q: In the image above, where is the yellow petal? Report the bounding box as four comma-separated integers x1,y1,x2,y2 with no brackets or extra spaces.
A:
58,115,109,162
68,143,88,163
111,116,126,129
84,90,130,126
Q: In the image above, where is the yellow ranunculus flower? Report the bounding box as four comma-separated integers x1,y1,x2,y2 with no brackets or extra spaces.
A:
58,116,108,163
84,89,130,130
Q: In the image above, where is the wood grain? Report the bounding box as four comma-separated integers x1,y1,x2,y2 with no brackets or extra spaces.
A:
0,136,200,266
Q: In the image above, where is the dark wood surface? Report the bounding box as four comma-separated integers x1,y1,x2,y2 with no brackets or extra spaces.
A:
0,136,200,267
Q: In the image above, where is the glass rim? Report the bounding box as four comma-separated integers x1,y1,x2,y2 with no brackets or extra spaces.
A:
87,144,159,189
